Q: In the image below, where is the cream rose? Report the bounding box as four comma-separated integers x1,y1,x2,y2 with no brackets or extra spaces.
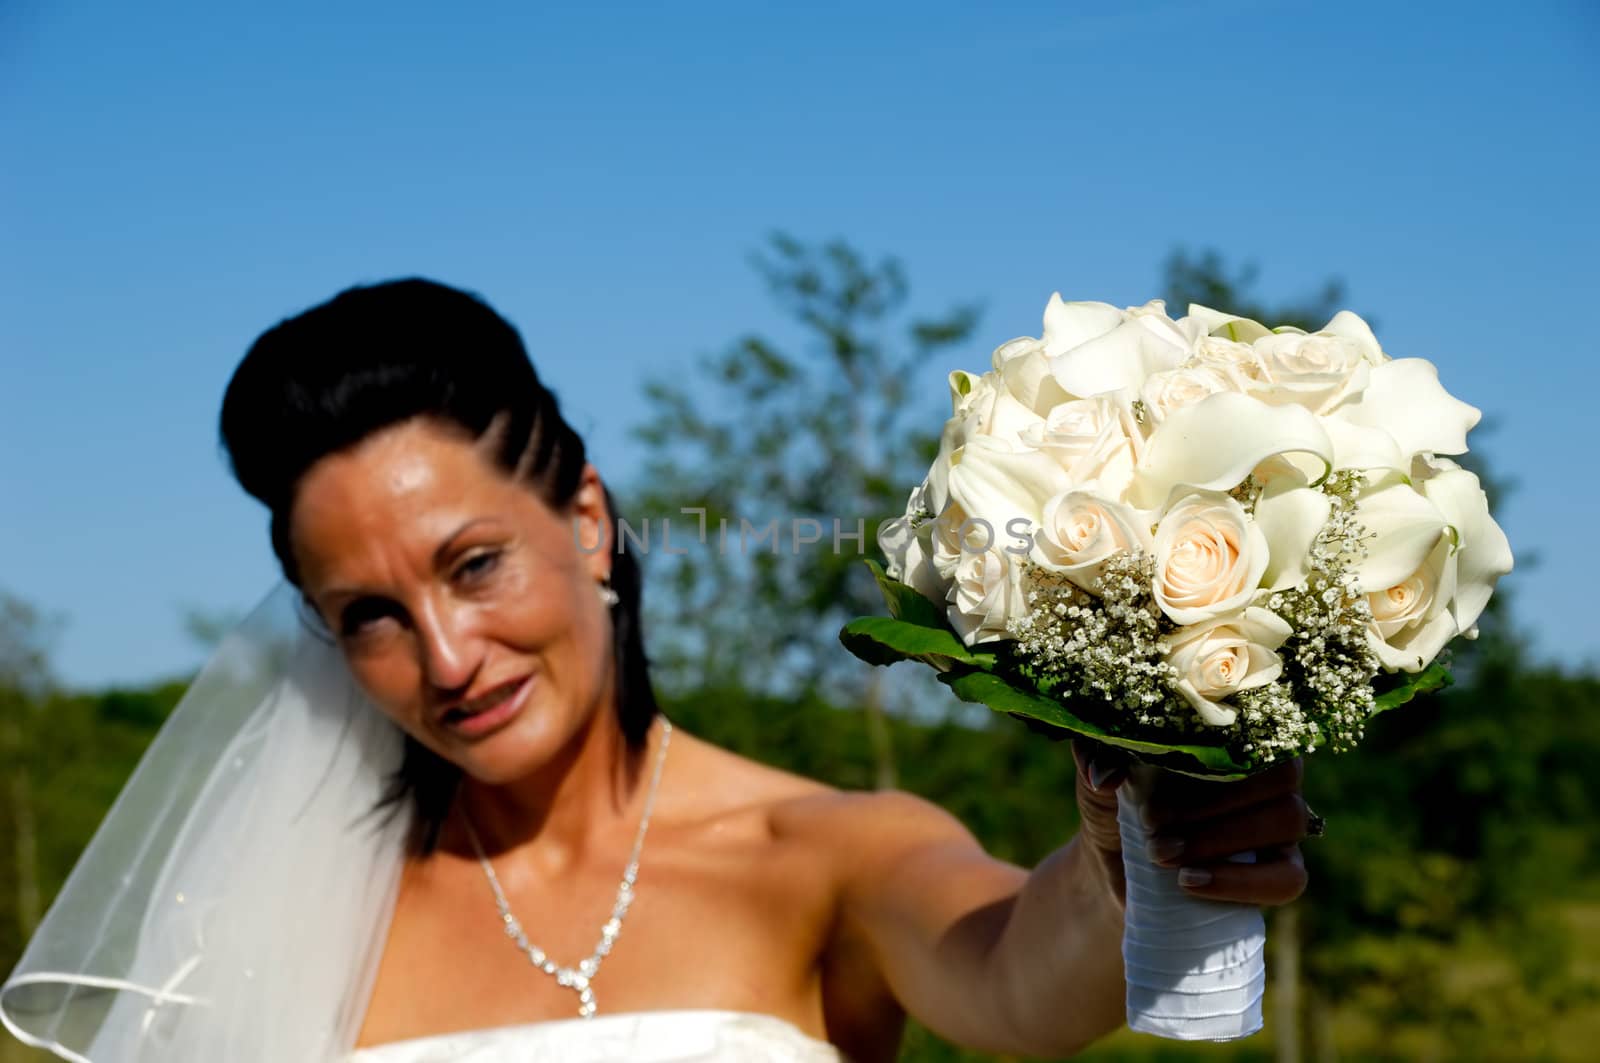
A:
929,500,994,580
945,368,1042,451
1245,331,1372,413
1152,490,1270,625
948,545,1027,647
1021,396,1142,501
1191,334,1273,390
1139,365,1233,423
1166,607,1293,726
1353,469,1461,672
1031,491,1153,592
1363,537,1458,673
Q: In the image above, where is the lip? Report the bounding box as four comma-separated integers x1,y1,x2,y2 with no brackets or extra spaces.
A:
438,674,534,739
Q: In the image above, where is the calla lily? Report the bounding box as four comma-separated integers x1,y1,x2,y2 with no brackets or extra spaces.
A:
1048,316,1189,399
992,337,1071,414
1329,358,1480,459
1041,295,1127,355
1420,463,1514,633
1128,392,1334,510
1322,416,1406,473
1354,474,1450,593
1254,481,1333,591
946,435,1072,534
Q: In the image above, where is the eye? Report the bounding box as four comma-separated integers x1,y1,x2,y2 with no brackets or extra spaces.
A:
453,549,502,585
340,597,403,639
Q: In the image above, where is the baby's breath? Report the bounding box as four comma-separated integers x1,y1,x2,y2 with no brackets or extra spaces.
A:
998,469,1383,770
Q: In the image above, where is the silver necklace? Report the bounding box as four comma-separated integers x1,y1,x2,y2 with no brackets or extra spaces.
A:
461,718,672,1019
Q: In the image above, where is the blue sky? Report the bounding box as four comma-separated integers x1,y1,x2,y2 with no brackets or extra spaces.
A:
1,0,1596,687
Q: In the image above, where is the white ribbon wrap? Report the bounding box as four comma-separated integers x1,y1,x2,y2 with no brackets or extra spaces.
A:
1115,765,1265,1041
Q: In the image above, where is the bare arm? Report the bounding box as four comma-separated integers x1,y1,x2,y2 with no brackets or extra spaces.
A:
803,746,1313,1056
804,789,1125,1057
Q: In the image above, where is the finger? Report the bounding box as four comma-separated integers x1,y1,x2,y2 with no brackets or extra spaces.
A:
1142,757,1303,831
1146,793,1310,866
1178,845,1307,906
1072,738,1131,795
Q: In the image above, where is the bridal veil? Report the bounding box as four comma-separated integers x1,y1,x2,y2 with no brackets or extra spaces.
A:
1,584,410,1061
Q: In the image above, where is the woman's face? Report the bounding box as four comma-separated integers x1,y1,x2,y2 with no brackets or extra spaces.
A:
289,417,615,784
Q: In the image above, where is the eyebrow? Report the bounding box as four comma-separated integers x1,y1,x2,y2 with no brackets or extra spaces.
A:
433,517,503,568
315,517,507,608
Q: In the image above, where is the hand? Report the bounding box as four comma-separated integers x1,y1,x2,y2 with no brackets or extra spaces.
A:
1072,740,1313,908
1071,739,1131,907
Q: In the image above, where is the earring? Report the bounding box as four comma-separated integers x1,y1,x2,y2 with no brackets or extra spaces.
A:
598,579,620,608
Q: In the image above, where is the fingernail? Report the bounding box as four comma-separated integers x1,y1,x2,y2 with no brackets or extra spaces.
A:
1088,759,1115,791
1178,867,1212,888
1147,836,1184,865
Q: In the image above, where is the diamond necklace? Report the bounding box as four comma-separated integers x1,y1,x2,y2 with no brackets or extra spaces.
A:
461,718,672,1019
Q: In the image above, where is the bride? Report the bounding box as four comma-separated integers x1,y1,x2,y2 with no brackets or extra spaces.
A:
1,279,1313,1061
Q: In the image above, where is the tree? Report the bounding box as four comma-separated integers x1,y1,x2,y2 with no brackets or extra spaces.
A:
631,235,980,784
0,591,59,960
1162,247,1349,333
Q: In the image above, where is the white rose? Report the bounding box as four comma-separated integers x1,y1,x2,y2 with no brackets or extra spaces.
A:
1032,491,1153,592
1364,538,1458,673
1245,331,1372,413
1152,490,1270,625
1192,334,1273,391
948,546,1027,647
1166,607,1293,726
1139,365,1233,423
929,501,996,581
1020,395,1141,500
946,369,1043,451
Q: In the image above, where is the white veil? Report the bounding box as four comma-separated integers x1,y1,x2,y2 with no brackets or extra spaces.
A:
1,584,410,1062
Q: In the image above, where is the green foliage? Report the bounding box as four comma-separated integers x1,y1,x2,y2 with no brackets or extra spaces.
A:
630,234,980,698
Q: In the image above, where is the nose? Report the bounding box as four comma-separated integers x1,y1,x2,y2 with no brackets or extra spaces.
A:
413,598,484,695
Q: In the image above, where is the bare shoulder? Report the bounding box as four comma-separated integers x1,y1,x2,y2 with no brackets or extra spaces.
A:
660,726,836,820
664,725,976,853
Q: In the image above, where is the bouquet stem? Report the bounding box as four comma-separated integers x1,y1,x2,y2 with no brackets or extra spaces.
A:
1116,764,1265,1041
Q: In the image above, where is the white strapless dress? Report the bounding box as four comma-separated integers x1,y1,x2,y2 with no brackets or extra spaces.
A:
348,1009,845,1062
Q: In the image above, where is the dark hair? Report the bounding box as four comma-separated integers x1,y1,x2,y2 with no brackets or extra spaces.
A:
219,277,659,851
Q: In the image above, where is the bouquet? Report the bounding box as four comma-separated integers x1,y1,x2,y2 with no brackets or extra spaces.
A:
841,295,1513,1040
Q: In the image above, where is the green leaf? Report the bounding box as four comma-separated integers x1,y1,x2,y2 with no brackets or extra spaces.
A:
938,671,1253,779
1372,662,1453,716
861,559,945,630
839,616,997,673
